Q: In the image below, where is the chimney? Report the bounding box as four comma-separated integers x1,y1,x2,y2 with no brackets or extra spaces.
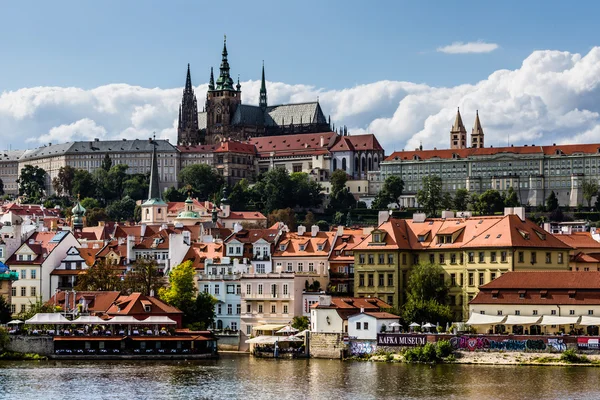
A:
320,136,325,147
441,210,455,219
412,213,426,223
126,235,135,263
311,225,319,237
378,210,391,226
318,295,332,307
337,225,344,236
297,225,306,236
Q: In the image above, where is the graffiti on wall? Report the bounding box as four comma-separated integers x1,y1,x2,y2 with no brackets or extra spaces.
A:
450,336,550,352
349,341,376,355
547,338,567,352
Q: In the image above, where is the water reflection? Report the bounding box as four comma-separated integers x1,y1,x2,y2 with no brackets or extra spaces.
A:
0,356,599,399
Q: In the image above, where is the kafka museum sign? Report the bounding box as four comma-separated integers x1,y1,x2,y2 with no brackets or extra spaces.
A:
377,334,428,347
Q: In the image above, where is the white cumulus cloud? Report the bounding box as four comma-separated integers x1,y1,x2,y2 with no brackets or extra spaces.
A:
437,41,499,54
2,47,600,156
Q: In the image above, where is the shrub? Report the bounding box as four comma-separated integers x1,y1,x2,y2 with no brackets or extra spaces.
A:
435,340,453,359
560,349,589,364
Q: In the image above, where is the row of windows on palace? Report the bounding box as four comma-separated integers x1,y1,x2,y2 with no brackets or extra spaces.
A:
213,302,291,317
200,282,293,297
358,270,504,288
481,309,597,317
356,251,565,266
11,286,37,297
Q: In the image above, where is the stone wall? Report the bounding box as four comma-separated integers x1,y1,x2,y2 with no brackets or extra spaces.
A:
7,336,54,355
215,333,240,351
309,333,346,359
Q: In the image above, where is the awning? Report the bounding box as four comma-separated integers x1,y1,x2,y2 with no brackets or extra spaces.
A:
129,336,192,341
245,335,279,344
466,313,506,325
577,315,600,326
104,316,141,325
252,324,286,332
25,313,71,325
276,326,299,334
72,316,106,324
539,315,580,326
137,316,177,325
503,315,542,325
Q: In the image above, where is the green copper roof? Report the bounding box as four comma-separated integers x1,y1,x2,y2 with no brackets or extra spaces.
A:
215,36,235,91
178,210,200,219
143,198,167,206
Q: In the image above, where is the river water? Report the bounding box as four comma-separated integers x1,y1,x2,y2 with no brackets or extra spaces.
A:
0,354,599,399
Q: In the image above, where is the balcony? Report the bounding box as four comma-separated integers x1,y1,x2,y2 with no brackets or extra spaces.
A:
241,293,291,300
251,255,271,261
197,274,241,281
241,272,295,279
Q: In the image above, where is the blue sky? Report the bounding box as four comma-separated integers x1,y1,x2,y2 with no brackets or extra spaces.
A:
1,1,600,152
1,0,597,90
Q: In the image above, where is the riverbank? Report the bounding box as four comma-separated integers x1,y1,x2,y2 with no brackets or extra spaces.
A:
364,350,600,367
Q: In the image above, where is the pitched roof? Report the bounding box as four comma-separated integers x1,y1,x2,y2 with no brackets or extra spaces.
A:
329,229,367,262
225,229,279,244
214,140,256,154
265,102,327,126
106,293,182,316
362,312,400,319
480,271,600,290
226,211,267,221
249,131,337,157
274,231,335,257
554,232,600,250
177,144,217,153
231,104,265,125
329,134,384,152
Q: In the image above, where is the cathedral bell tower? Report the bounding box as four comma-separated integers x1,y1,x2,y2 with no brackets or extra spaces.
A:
205,35,242,144
177,64,201,146
450,108,467,149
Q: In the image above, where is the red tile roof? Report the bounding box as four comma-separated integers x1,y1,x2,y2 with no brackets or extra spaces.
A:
176,144,218,153
329,134,384,152
214,140,256,154
480,271,600,290
249,132,337,158
554,232,600,250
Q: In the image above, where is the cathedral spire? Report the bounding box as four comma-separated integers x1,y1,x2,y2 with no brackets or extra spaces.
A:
471,110,485,148
148,135,161,201
216,35,234,91
259,61,268,110
450,107,467,149
185,63,193,93
208,67,215,91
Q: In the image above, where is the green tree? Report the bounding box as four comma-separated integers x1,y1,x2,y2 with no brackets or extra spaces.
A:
188,292,218,330
546,191,559,211
52,166,76,197
106,196,136,221
291,316,309,331
164,186,186,202
108,164,130,201
18,165,47,200
582,180,599,208
402,262,452,326
75,259,122,291
85,207,108,227
416,176,442,217
329,170,356,210
0,296,12,323
453,188,469,211
267,208,297,231
72,169,96,199
373,175,405,209
229,179,252,211
80,197,100,210
158,261,197,317
252,168,294,214
303,211,316,228
441,192,453,211
123,259,164,296
101,153,112,171
477,190,504,215
123,173,150,201
290,172,323,209
504,186,520,207
179,164,224,201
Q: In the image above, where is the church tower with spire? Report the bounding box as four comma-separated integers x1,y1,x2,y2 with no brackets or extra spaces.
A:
259,61,267,111
141,136,167,224
450,108,467,149
471,110,485,148
205,35,242,144
177,64,201,146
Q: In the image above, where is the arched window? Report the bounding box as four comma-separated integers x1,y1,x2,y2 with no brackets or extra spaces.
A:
333,158,337,170
355,157,360,172
342,158,347,171
368,155,373,171
361,156,366,172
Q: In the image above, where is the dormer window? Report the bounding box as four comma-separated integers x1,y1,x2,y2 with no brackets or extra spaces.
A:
373,234,381,242
299,245,305,251
569,290,576,298
492,290,499,299
519,290,526,299
280,245,286,251
317,244,324,251
144,305,151,312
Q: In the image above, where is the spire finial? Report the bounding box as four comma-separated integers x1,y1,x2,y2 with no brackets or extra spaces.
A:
259,61,268,110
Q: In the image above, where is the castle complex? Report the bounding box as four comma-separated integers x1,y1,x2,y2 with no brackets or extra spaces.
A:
177,37,330,146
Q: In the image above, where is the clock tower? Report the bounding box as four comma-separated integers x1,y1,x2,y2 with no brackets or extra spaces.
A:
206,36,242,144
